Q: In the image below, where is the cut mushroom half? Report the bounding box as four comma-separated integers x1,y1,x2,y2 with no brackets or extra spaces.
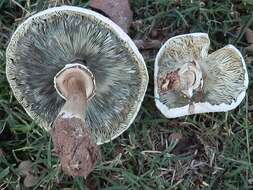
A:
154,33,248,118
6,6,148,177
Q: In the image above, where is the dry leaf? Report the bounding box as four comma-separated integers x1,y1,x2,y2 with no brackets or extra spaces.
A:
131,20,143,31
18,160,32,176
240,28,253,53
24,174,38,188
134,39,162,50
89,0,133,33
245,28,253,44
245,45,253,53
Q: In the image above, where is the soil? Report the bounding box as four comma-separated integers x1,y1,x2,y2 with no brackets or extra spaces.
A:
50,116,99,177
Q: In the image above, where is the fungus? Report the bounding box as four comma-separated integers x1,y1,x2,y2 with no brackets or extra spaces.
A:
6,6,148,177
154,33,248,118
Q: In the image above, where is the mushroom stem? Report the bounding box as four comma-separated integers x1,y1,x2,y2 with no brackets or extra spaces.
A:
59,77,87,119
50,65,99,177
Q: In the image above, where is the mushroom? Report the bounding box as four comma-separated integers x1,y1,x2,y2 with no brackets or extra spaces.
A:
154,33,248,118
6,6,148,177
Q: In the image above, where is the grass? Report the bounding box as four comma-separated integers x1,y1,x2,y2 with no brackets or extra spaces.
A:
0,0,253,189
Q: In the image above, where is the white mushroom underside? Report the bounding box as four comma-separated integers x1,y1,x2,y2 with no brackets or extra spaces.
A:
6,6,148,144
154,33,248,118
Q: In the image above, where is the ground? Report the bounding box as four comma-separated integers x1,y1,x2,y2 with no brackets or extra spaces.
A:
0,0,253,189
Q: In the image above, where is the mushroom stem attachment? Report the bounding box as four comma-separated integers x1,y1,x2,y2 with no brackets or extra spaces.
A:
59,77,87,118
50,64,98,177
159,60,203,98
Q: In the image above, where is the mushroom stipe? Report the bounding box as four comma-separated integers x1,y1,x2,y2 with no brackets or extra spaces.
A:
51,116,99,177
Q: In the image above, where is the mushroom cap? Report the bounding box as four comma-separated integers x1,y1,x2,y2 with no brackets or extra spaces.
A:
154,33,248,118
6,6,148,144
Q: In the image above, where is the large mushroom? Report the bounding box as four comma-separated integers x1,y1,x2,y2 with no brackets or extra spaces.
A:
154,33,248,118
6,6,148,177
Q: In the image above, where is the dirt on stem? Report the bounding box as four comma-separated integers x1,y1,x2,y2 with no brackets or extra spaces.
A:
50,116,100,177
